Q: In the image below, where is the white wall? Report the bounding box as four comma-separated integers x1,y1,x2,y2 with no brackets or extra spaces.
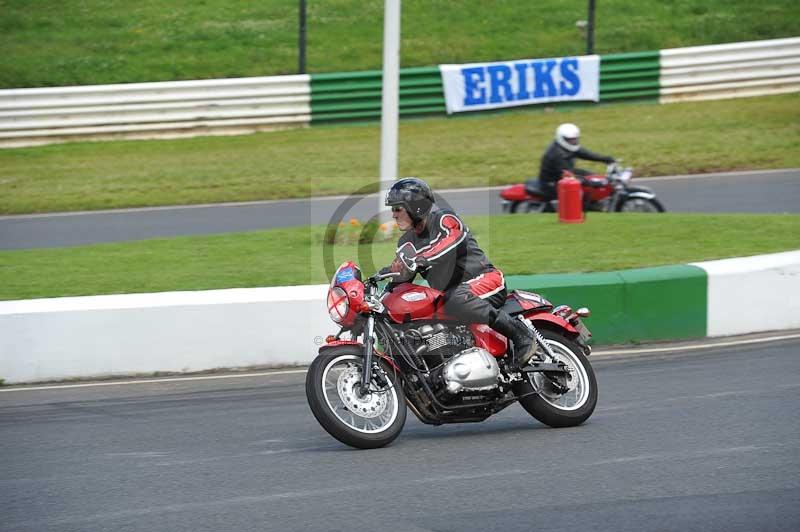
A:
693,250,800,337
0,285,335,384
3,251,800,384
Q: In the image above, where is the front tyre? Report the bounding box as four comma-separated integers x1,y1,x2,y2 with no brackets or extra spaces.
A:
513,329,597,428
617,196,665,213
306,347,406,449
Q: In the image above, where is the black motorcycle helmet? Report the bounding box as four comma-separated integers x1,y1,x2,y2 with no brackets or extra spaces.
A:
385,177,435,223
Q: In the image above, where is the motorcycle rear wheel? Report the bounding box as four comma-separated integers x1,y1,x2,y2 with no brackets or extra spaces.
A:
513,329,597,428
306,346,407,449
525,201,550,213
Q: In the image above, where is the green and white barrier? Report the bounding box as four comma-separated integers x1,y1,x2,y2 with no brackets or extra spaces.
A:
2,38,796,146
507,265,707,344
1,250,798,384
0,75,312,148
696,250,800,336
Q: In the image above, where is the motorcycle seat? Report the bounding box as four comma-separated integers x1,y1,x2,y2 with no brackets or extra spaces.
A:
501,290,553,315
523,179,543,196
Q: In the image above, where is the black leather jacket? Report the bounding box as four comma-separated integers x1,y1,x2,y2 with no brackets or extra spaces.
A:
538,141,614,188
394,208,494,292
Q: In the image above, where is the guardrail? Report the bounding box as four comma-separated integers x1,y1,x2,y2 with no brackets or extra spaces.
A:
310,66,444,123
660,37,800,103
0,38,797,147
599,51,660,102
309,53,662,123
0,75,311,147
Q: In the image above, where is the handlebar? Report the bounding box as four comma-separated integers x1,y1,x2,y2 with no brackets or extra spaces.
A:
368,271,401,284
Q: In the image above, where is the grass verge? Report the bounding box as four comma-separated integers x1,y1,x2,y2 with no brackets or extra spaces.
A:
1,213,798,301
1,0,797,87
1,93,798,214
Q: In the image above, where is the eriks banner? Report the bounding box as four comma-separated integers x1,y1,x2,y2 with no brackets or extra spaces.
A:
439,55,600,114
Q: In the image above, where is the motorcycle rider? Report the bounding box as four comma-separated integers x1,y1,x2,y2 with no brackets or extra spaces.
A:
381,177,537,369
527,123,616,203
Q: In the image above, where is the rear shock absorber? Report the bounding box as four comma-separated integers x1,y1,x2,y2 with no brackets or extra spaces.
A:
521,318,557,361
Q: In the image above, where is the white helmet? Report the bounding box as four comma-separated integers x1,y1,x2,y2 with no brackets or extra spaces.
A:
555,123,581,152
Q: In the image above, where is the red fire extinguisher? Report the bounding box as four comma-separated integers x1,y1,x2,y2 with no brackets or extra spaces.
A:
558,176,584,223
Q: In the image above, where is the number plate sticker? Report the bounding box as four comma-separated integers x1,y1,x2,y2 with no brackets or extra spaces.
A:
575,319,592,341
335,268,355,283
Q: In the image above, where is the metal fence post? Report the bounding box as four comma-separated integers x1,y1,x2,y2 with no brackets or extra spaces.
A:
299,0,307,74
587,0,596,55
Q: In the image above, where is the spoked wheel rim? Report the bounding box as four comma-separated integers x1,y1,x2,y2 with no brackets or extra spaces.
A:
530,340,590,411
321,354,399,434
620,198,659,212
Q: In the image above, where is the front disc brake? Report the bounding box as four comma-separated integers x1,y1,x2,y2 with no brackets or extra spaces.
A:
337,365,388,419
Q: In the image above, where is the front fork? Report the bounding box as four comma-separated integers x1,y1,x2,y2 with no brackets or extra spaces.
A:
360,315,376,393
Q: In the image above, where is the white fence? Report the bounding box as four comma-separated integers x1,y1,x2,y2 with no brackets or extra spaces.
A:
0,75,311,147
1,38,798,147
660,37,800,103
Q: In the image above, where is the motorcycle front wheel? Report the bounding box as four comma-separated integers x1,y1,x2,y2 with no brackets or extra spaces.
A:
306,346,407,449
513,329,597,428
617,196,665,213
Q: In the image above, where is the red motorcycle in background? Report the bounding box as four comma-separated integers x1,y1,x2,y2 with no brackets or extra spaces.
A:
305,244,597,449
500,163,666,214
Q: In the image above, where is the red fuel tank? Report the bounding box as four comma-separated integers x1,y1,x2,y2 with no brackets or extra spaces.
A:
383,284,450,323
584,175,611,201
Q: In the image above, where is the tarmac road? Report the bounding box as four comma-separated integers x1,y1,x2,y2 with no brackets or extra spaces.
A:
1,168,798,250
2,334,799,532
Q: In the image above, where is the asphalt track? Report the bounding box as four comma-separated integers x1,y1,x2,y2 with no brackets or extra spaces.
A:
2,334,799,532
1,169,798,249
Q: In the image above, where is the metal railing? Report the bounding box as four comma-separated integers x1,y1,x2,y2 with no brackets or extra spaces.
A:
0,75,311,147
310,66,444,123
1,38,797,147
660,37,800,103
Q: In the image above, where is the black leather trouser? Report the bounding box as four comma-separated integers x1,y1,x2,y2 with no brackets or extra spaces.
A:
441,282,507,325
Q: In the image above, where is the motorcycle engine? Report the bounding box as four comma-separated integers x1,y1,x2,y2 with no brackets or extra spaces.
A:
403,323,473,361
439,347,500,394
401,323,500,395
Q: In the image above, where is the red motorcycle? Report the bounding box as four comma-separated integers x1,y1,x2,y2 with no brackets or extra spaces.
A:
500,163,666,214
305,245,597,449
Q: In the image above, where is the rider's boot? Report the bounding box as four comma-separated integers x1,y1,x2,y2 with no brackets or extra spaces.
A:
491,311,538,370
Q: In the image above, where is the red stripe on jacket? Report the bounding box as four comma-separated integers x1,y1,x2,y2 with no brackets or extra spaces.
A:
419,214,466,261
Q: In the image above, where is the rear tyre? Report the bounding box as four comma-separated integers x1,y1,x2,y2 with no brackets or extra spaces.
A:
306,347,406,449
508,201,523,214
513,329,597,428
525,201,549,213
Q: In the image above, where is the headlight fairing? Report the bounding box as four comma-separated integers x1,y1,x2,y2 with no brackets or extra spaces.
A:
327,286,349,323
